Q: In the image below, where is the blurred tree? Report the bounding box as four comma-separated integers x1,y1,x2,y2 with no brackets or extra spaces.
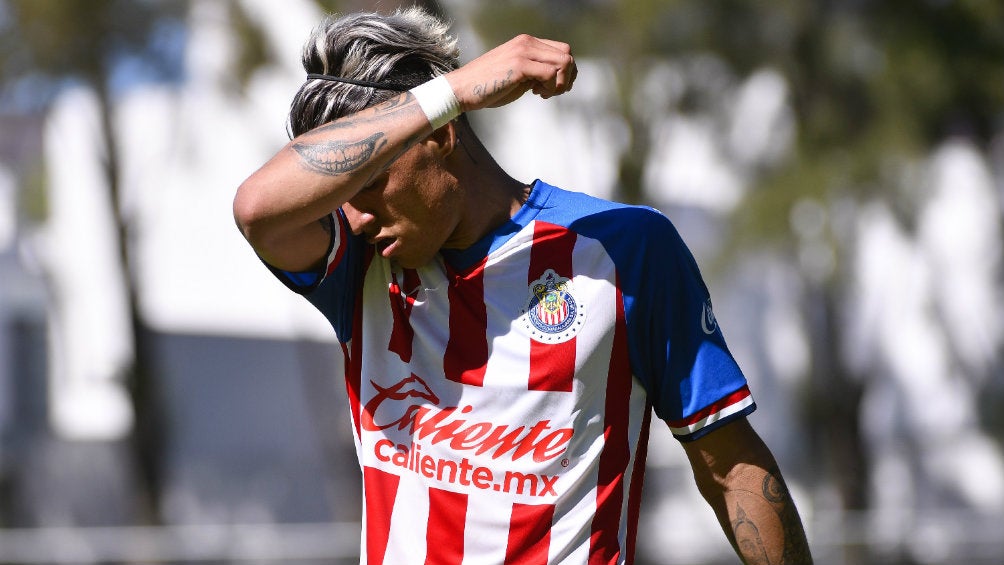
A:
722,1,1004,527
0,0,273,522
469,0,1004,550
318,0,446,17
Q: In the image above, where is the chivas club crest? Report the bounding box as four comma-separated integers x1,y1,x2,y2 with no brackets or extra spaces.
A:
521,269,585,343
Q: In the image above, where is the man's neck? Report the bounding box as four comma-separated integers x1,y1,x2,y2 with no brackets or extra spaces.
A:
446,170,528,251
440,124,529,251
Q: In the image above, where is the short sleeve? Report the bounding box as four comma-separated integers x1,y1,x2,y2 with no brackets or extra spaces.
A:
264,209,363,342
266,211,349,294
618,211,755,441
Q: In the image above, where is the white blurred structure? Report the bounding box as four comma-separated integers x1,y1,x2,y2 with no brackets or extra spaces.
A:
39,89,134,441
1,0,1001,562
846,141,1004,562
30,0,335,442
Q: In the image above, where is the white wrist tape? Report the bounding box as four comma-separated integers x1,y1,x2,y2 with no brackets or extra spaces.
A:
410,75,462,130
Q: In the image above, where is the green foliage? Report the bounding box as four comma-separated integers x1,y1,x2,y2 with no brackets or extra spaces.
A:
0,0,187,105
470,0,1004,244
227,1,273,93
311,0,343,15
18,157,48,223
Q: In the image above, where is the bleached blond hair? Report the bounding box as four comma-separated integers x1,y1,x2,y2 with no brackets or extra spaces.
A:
288,7,459,137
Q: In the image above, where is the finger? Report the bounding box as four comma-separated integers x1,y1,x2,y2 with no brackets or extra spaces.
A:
554,56,576,93
519,38,575,93
509,34,568,53
529,37,572,56
512,35,573,68
521,59,564,95
544,57,576,95
514,42,575,92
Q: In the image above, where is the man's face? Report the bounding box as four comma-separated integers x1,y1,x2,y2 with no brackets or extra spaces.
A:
341,141,461,269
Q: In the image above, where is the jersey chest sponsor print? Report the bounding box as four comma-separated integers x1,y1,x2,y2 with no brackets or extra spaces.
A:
345,220,647,565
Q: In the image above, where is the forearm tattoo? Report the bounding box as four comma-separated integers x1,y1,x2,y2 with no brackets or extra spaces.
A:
292,93,419,177
762,473,787,504
472,69,514,101
293,132,386,176
313,93,414,135
731,469,813,564
733,505,770,565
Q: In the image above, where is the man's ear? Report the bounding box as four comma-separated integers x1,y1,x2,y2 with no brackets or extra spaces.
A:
427,120,458,159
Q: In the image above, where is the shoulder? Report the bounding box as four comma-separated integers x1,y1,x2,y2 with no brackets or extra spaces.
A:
533,181,676,243
536,184,709,302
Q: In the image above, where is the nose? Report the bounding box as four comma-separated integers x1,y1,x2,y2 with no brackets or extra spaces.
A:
341,202,377,237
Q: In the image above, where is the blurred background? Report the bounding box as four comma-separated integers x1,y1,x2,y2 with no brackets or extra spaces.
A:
1,0,1002,564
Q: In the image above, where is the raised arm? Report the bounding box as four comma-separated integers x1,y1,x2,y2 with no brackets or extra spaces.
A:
233,34,576,272
681,417,813,564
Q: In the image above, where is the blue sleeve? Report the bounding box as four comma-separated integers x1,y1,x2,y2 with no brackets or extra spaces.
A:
265,210,363,342
627,211,753,438
573,205,754,440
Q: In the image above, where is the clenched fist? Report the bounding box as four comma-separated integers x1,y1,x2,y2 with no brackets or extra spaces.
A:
445,34,577,112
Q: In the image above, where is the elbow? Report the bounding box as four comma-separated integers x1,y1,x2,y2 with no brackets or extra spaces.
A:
233,179,320,271
231,181,283,262
692,467,727,504
232,185,256,236
232,180,273,251
233,171,332,272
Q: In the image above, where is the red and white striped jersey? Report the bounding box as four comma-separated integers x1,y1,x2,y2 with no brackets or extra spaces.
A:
271,180,755,564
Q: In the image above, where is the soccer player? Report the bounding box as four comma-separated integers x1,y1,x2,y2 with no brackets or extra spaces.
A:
234,7,813,565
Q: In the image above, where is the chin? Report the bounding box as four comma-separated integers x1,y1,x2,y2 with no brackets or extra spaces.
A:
393,253,429,270
389,240,442,269
405,251,445,269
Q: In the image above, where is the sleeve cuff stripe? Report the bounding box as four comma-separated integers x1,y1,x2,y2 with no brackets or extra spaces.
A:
325,211,348,277
667,385,754,436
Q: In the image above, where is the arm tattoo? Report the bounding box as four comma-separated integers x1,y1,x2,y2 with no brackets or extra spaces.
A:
293,132,386,176
313,92,415,135
295,93,419,178
732,504,770,565
472,69,515,100
765,471,814,564
763,472,787,504
726,469,813,564
373,92,413,113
